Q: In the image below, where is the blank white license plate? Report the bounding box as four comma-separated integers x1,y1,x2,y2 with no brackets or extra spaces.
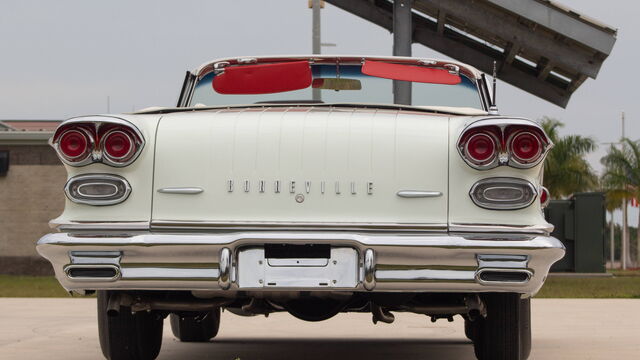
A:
237,247,359,288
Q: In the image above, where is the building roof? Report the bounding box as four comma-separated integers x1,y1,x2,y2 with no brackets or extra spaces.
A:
0,120,61,132
0,120,59,145
0,121,14,131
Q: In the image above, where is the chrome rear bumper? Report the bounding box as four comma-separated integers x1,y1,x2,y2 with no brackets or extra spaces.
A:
37,231,565,296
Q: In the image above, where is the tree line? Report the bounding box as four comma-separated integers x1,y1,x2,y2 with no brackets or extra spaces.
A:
542,117,639,269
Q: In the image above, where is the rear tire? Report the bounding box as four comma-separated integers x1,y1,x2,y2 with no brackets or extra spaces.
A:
464,317,478,341
170,308,221,342
519,297,532,360
97,291,164,360
472,293,529,360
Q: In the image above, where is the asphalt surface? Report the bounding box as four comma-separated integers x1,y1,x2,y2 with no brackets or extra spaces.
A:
0,298,638,359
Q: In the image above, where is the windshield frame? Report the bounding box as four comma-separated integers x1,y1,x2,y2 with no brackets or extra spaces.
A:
178,55,489,111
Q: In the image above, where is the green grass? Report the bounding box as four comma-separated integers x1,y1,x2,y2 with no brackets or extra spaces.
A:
1,273,639,298
535,274,640,298
0,275,71,297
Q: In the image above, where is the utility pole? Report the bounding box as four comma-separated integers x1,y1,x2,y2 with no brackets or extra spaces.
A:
392,0,412,105
310,0,323,102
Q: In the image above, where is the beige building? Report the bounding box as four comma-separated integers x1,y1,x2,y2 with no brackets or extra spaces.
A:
0,120,64,275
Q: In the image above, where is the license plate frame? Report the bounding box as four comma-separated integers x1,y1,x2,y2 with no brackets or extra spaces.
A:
237,246,359,288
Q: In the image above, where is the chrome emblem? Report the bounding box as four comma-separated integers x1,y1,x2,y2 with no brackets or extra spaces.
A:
295,194,305,203
226,180,373,195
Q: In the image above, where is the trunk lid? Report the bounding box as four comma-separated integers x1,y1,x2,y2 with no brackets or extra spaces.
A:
152,106,449,229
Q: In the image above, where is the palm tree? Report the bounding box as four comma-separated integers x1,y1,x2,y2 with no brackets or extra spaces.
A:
604,194,622,269
541,118,598,198
601,138,640,269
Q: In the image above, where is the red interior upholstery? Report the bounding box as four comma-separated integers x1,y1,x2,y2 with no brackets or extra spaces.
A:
362,60,461,85
213,61,312,94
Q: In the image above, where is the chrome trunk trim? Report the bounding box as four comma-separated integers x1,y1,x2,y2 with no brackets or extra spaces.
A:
150,220,449,232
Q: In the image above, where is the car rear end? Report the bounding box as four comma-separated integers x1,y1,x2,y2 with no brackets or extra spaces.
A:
36,55,564,360
38,109,563,295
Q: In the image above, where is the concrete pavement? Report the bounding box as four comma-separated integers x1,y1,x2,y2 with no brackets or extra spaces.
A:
0,298,638,359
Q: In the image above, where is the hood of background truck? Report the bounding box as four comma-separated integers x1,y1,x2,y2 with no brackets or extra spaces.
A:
151,106,449,230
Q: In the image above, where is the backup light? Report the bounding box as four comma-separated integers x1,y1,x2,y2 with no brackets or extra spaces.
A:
65,174,131,206
470,178,537,210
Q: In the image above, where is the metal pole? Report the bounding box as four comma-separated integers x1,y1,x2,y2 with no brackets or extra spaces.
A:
610,210,615,269
393,0,412,105
623,199,628,269
621,111,628,269
312,0,321,102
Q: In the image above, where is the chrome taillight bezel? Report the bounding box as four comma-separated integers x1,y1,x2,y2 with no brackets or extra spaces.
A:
99,128,138,166
508,130,543,165
51,117,144,167
463,131,500,168
457,118,552,170
55,128,95,166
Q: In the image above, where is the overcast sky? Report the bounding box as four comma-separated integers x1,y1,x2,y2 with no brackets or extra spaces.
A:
0,0,636,174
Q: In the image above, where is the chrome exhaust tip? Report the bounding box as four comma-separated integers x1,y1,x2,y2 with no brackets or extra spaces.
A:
475,268,532,285
64,264,120,281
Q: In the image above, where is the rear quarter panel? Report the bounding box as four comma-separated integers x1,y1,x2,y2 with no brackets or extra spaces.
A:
50,114,161,226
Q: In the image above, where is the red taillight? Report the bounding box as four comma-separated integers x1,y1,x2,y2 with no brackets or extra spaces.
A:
458,121,551,170
52,119,144,167
510,131,542,163
540,187,550,207
465,132,497,164
102,130,134,161
58,129,91,162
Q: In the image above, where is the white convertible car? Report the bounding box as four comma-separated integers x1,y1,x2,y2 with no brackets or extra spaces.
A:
37,55,564,360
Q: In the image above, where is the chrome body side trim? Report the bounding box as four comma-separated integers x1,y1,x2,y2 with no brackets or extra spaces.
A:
157,187,204,195
449,222,554,235
396,190,443,198
37,231,565,295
